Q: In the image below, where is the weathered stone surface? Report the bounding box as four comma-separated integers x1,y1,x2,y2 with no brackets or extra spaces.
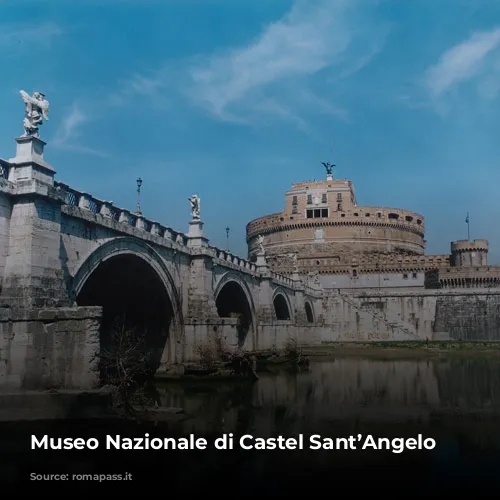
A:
0,306,101,390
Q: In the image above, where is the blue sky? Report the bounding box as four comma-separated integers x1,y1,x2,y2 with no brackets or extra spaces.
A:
1,0,500,261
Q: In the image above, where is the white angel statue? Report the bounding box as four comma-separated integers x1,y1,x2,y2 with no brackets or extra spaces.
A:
20,90,49,137
257,234,265,255
188,194,201,220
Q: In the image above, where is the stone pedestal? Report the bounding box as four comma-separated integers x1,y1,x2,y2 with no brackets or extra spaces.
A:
8,135,55,185
187,219,209,248
255,253,268,268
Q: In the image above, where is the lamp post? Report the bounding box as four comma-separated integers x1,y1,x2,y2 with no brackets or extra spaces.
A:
136,177,143,216
225,226,230,251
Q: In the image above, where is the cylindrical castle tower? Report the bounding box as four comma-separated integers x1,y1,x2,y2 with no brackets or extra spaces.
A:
451,239,488,267
246,164,426,275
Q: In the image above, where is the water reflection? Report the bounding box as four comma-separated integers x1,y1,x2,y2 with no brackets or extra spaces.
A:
157,357,500,437
4,357,500,490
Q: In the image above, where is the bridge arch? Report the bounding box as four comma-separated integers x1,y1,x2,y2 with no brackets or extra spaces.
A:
71,237,183,380
305,301,315,323
272,288,293,321
214,272,256,349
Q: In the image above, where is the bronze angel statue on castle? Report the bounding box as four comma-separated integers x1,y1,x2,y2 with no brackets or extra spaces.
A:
20,90,49,138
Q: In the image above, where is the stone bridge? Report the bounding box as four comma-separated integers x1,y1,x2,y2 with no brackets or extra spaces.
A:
0,136,323,390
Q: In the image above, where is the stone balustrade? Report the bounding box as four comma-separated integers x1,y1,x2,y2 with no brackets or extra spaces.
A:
0,160,10,181
270,271,296,288
54,181,301,289
55,181,298,286
54,181,189,247
208,245,258,273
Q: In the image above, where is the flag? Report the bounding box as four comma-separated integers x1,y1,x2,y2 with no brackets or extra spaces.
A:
465,214,469,224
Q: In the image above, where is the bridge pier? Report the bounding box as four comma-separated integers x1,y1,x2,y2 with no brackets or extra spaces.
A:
254,257,280,350
1,136,69,308
0,137,102,390
183,221,221,360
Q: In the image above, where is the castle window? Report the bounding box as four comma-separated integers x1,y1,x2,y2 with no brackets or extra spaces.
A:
388,213,399,220
412,272,418,279
292,206,298,214
416,219,422,225
307,209,328,219
292,196,298,205
307,194,312,205
341,213,345,217
337,203,342,211
377,212,382,218
405,215,413,222
352,269,357,277
365,213,370,217
337,193,342,201
321,193,327,203
354,213,359,216
403,273,408,279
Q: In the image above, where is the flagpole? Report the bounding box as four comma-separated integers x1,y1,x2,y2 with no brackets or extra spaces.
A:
466,212,470,241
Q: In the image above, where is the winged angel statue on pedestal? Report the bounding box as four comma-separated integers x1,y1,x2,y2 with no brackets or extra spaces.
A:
188,194,201,220
20,90,49,138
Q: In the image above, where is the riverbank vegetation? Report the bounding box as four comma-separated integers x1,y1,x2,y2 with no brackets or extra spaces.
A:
302,340,500,359
98,320,160,419
192,332,259,380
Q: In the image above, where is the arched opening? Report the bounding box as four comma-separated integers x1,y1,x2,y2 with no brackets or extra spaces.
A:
76,254,173,382
305,302,314,323
274,293,291,320
215,281,253,348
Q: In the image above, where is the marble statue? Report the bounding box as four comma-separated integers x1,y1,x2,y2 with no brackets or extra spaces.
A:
257,234,265,255
20,90,49,138
188,194,201,220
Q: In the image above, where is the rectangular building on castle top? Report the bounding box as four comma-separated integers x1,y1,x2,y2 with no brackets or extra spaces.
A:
285,179,357,220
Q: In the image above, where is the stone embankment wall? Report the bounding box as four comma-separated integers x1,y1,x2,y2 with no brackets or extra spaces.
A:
317,290,500,342
0,306,101,391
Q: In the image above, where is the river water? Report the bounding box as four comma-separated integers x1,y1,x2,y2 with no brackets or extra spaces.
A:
3,355,500,492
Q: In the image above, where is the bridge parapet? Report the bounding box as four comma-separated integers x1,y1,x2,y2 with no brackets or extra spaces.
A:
207,245,258,274
270,271,296,289
55,181,190,248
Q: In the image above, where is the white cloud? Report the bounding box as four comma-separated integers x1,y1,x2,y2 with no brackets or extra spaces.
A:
425,27,500,98
186,0,384,122
109,0,386,130
109,73,166,107
53,103,108,158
